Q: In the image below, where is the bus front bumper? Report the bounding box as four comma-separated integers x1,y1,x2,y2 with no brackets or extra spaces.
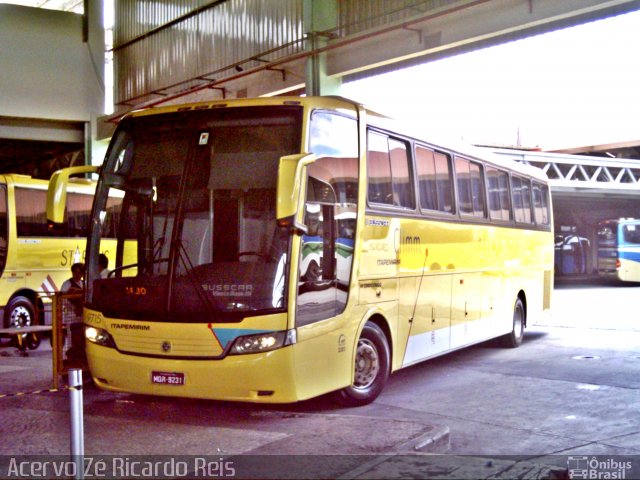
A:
86,342,301,403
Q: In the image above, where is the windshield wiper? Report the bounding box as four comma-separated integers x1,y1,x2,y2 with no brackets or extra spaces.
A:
176,241,220,316
107,257,169,278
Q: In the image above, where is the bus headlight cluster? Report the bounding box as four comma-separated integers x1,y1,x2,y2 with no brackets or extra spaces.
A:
85,326,116,348
229,329,296,355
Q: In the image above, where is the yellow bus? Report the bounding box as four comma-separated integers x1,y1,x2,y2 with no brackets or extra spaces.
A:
52,96,553,405
0,171,105,330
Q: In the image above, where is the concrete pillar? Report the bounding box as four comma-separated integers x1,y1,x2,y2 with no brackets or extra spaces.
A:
303,0,342,96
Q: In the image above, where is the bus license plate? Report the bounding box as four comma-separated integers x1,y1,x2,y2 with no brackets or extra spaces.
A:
151,371,185,386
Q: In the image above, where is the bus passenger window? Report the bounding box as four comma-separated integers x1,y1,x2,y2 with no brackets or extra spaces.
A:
512,176,532,224
532,182,550,225
389,139,414,209
416,146,453,213
623,225,640,244
367,132,414,208
66,192,93,237
455,157,485,218
367,132,393,205
487,168,512,221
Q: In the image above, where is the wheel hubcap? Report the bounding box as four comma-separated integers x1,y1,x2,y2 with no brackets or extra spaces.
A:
514,304,524,338
354,338,379,389
10,306,31,328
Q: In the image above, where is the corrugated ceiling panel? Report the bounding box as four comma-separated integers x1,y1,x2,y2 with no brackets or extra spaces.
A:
112,0,457,106
114,0,212,46
114,0,304,105
338,0,459,35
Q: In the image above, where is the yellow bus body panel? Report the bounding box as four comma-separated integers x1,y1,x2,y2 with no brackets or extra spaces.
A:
359,214,553,369
84,309,312,402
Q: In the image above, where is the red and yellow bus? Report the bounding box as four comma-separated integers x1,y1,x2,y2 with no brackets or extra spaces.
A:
49,96,553,405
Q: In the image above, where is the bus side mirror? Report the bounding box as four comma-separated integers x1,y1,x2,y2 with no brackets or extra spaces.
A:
46,166,99,223
277,153,316,233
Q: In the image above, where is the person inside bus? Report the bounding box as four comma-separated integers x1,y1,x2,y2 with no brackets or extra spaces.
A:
98,253,111,279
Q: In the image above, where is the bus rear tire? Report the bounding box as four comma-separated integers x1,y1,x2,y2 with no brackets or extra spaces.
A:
335,322,390,407
4,296,35,329
499,297,525,348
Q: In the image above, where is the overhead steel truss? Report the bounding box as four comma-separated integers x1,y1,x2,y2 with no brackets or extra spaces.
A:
489,148,640,194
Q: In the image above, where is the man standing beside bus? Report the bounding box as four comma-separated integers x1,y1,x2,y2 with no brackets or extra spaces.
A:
61,262,85,365
61,262,84,293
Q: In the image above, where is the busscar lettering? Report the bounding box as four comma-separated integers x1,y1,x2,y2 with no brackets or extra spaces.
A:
202,283,253,297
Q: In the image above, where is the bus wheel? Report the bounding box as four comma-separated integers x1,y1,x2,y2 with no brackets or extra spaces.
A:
4,296,35,329
26,333,41,350
499,297,525,348
335,322,390,407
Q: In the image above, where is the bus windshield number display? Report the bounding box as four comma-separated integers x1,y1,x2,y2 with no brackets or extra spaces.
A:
125,286,147,296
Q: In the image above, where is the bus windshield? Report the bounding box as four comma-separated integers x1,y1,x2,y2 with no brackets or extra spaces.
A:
87,106,303,322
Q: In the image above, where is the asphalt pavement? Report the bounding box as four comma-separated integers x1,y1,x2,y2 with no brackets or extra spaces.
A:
5,278,638,479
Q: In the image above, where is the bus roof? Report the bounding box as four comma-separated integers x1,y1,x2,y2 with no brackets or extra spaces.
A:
124,96,548,183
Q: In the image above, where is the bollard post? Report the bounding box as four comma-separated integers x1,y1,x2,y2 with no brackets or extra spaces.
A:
69,368,84,479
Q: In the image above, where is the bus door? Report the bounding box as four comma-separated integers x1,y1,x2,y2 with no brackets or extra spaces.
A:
292,156,358,397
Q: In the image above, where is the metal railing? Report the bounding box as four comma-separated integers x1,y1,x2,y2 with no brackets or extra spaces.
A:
51,292,88,389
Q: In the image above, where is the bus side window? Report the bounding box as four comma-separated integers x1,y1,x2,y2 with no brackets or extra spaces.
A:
532,182,550,226
623,225,640,244
512,176,532,224
455,157,486,218
367,132,414,209
16,188,61,237
389,139,414,209
487,167,512,221
367,132,393,205
416,146,454,213
66,192,93,237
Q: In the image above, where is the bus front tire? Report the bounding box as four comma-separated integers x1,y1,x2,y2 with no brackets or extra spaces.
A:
4,296,35,329
335,322,390,407
499,297,525,348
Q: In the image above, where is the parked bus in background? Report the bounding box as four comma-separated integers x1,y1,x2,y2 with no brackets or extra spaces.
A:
597,218,640,282
0,168,125,331
554,232,589,276
0,171,97,329
49,96,554,406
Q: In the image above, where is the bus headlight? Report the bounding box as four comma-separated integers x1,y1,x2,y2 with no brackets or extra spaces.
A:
229,329,296,355
85,326,115,348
